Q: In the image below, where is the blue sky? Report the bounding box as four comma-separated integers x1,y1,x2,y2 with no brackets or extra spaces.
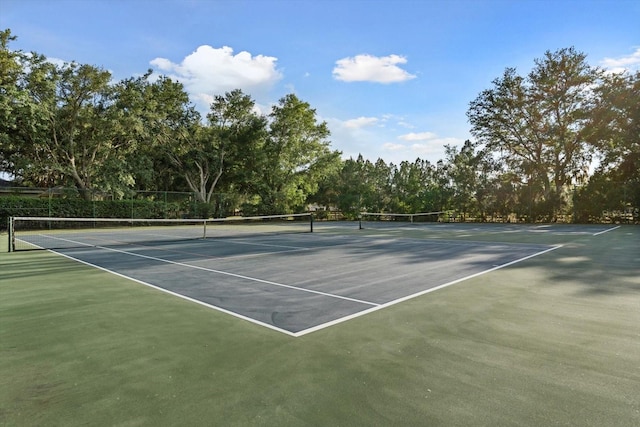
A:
2,0,639,165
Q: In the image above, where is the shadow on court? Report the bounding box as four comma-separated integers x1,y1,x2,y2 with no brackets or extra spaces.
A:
504,225,640,297
45,229,556,336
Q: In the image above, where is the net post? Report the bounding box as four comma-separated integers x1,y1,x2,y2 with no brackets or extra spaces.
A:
8,217,14,253
310,213,314,233
203,219,207,239
359,213,363,230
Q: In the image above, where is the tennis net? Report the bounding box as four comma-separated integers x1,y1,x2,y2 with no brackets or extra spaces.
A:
359,211,445,229
8,213,314,252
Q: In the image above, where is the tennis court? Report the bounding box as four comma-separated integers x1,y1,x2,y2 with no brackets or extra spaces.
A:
9,217,615,336
3,219,639,426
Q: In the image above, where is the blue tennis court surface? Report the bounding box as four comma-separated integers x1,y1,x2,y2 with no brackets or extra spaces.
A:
38,222,576,336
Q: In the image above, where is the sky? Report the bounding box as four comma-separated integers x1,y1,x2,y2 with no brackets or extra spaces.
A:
1,0,639,166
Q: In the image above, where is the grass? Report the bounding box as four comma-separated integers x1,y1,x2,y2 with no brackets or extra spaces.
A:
1,226,639,426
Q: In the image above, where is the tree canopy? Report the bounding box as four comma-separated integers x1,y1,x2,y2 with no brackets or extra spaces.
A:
1,30,637,222
467,48,601,220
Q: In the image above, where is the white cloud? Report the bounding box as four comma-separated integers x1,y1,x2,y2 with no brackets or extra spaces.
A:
382,142,406,152
396,120,414,129
150,45,283,110
601,47,640,74
327,115,465,164
398,132,438,141
343,116,379,129
45,56,67,67
410,138,461,154
383,134,465,162
333,54,416,83
150,57,173,70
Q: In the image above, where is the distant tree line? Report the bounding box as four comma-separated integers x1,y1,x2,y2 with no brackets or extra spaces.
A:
1,30,638,222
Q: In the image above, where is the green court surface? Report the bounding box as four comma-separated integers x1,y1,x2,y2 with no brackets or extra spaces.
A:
1,224,639,426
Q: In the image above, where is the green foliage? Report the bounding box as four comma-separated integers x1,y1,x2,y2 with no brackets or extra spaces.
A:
0,196,192,230
256,94,341,214
573,171,639,223
1,30,638,222
586,71,640,179
468,47,600,220
110,73,200,193
334,155,455,218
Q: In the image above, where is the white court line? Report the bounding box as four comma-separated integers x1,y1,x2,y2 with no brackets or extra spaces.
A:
45,235,379,308
29,229,313,261
293,244,564,337
34,234,562,338
50,250,301,337
29,231,357,263
382,236,549,249
593,225,620,236
78,234,313,262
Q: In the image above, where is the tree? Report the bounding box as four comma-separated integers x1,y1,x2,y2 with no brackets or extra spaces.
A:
389,158,436,214
0,31,201,197
578,70,640,220
6,57,116,198
109,72,200,194
0,29,26,177
334,155,374,217
445,141,481,219
206,89,267,197
166,89,266,207
256,94,341,214
304,157,343,215
468,47,600,221
587,71,639,171
0,30,59,184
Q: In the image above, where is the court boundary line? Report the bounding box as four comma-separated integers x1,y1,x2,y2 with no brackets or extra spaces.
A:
24,231,315,261
380,236,551,249
32,234,562,338
593,225,620,236
81,234,314,262
50,250,301,337
45,235,379,308
293,244,563,336
358,223,618,236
